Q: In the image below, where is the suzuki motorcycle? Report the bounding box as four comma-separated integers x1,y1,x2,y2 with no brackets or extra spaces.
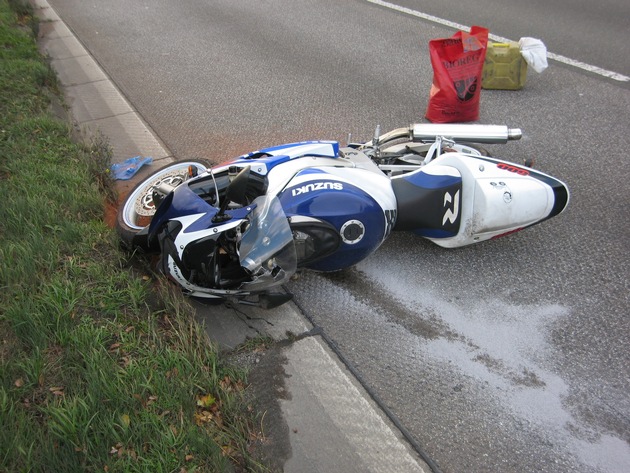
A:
116,124,569,308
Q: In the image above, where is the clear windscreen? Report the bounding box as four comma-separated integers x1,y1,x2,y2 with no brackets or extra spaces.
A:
238,195,297,291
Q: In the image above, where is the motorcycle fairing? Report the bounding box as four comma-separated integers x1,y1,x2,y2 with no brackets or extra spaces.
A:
252,140,339,158
278,166,397,271
391,164,463,238
161,195,297,298
161,214,244,288
148,177,218,240
230,141,340,176
417,153,569,247
148,167,262,240
473,155,570,223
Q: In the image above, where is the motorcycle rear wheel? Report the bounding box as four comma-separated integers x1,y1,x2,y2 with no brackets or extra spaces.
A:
378,138,490,166
454,142,490,156
116,159,211,250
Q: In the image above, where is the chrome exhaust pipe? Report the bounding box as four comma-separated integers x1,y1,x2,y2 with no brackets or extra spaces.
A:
411,124,522,144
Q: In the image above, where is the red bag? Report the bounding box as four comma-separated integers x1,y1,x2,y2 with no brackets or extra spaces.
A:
425,26,489,123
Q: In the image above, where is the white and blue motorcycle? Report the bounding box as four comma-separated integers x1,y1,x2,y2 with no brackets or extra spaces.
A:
116,124,569,308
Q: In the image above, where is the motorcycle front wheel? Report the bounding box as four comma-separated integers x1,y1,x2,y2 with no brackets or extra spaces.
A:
116,160,211,250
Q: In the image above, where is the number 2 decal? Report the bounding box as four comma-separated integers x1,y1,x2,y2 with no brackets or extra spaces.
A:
443,190,460,225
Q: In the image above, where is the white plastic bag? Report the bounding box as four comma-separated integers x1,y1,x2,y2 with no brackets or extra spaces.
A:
519,37,548,73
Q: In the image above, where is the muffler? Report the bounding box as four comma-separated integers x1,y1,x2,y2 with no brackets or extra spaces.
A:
411,124,522,144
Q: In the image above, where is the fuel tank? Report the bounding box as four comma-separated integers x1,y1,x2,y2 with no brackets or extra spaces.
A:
277,166,397,271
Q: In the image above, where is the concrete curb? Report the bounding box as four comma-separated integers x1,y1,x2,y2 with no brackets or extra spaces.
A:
31,1,432,471
33,0,171,165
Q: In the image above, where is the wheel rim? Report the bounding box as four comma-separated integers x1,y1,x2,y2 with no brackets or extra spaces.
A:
121,162,208,230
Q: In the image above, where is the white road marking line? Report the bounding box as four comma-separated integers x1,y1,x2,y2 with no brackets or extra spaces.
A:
365,0,630,82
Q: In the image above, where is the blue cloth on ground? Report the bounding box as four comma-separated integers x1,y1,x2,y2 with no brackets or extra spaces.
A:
110,156,153,180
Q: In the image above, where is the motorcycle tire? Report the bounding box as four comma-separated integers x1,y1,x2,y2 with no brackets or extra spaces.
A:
457,142,490,156
379,138,490,165
116,159,211,251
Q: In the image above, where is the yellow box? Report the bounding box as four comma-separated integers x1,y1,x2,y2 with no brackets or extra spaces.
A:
482,42,528,90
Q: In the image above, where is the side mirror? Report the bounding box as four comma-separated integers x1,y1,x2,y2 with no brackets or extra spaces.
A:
212,166,251,222
226,166,252,207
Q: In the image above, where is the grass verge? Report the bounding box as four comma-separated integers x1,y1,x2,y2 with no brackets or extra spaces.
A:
0,1,263,471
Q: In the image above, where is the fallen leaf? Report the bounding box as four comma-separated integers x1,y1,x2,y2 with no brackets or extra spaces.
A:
196,393,215,408
109,443,124,457
219,377,231,391
249,430,264,442
120,414,131,427
193,411,213,425
220,445,235,457
219,376,245,392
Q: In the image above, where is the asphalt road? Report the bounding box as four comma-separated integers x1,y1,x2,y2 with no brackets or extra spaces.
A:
45,0,630,471
380,0,630,78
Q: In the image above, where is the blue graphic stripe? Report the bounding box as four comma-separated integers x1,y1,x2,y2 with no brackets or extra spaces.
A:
399,171,461,189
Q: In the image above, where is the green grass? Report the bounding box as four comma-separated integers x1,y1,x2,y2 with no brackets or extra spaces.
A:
0,1,263,471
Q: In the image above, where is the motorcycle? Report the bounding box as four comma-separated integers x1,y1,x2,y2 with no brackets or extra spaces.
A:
116,124,569,308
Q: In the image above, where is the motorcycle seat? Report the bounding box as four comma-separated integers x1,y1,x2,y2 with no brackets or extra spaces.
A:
391,165,462,238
